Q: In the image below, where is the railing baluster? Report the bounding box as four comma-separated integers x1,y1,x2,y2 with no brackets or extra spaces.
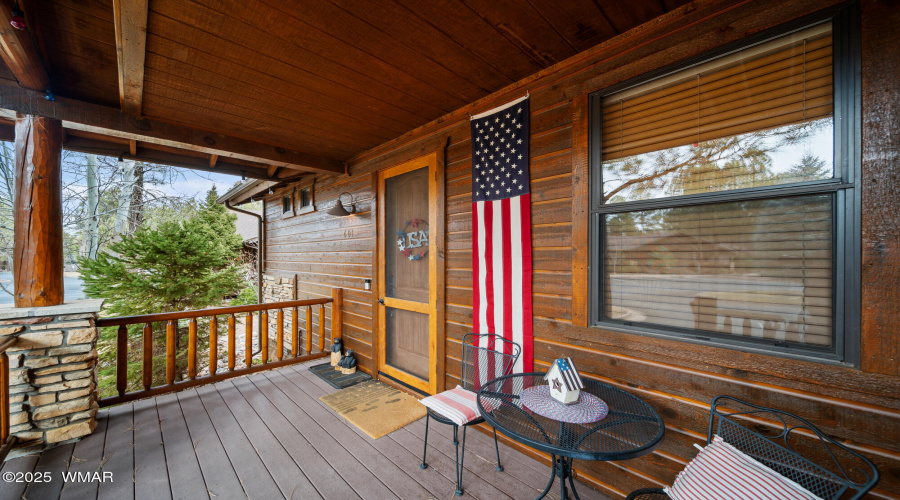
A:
142,323,152,390
245,312,253,368
305,306,313,354
260,309,269,364
166,320,176,385
228,314,236,371
331,287,343,345
318,303,325,353
188,318,198,379
117,325,128,397
276,309,284,361
292,307,299,356
209,316,218,376
1,351,9,443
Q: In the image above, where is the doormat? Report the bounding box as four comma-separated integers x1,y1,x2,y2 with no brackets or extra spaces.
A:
308,362,372,389
320,380,426,439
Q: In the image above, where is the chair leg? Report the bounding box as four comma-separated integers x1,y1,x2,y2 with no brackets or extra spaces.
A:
454,425,467,496
420,413,429,470
493,427,504,472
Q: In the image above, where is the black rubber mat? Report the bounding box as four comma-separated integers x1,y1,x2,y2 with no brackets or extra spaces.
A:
308,362,372,389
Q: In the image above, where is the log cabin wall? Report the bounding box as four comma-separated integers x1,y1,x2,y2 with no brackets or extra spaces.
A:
262,0,900,497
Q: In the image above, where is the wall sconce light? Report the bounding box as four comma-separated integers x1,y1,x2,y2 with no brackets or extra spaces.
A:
364,279,371,291
327,192,355,217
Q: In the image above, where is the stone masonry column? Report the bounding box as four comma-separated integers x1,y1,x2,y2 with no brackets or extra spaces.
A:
0,299,103,457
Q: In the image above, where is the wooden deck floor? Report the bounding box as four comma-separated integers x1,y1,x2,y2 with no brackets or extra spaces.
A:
0,360,611,500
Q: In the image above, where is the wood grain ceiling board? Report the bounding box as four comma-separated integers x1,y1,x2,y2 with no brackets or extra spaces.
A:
141,51,411,141
525,0,620,48
149,0,458,115
30,0,119,105
17,0,687,163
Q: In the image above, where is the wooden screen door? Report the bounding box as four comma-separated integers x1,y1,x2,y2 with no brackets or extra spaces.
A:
376,153,440,394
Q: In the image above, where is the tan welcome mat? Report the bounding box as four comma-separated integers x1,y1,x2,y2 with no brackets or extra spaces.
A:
320,380,426,439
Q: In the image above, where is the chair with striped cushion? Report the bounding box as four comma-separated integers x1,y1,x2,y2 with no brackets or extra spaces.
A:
418,333,521,496
627,395,879,500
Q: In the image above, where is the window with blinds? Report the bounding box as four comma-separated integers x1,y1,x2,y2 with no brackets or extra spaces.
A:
601,23,833,204
591,19,856,357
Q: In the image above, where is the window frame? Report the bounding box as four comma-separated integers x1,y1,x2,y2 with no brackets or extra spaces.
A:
295,178,316,216
588,4,861,365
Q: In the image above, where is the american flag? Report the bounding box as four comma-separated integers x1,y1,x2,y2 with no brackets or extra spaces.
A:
471,95,533,374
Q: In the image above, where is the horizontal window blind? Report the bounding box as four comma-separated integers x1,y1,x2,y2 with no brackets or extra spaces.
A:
601,23,833,161
603,194,833,347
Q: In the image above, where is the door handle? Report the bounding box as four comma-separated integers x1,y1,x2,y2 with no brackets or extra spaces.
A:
378,298,385,305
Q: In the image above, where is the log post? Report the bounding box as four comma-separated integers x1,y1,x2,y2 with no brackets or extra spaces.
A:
13,115,64,307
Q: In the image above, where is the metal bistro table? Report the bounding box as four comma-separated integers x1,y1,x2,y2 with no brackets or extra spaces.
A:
477,373,665,500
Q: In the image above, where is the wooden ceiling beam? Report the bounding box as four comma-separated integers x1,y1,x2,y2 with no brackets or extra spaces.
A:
61,134,279,181
112,0,148,116
209,154,218,168
0,80,345,175
0,2,49,92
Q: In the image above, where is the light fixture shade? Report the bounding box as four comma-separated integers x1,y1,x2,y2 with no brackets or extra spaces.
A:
327,192,354,216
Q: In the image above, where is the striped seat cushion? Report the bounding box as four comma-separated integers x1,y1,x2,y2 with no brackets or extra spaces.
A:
665,435,823,500
420,387,493,426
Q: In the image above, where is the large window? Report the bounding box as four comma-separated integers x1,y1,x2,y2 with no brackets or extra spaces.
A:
590,11,859,362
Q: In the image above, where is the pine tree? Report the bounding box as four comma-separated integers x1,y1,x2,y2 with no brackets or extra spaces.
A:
79,187,245,317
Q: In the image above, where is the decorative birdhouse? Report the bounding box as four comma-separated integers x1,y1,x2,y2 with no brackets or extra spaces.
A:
544,357,584,405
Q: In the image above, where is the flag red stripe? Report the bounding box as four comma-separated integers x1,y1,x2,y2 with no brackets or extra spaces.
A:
483,201,495,337
472,202,481,336
501,198,513,360
519,193,533,372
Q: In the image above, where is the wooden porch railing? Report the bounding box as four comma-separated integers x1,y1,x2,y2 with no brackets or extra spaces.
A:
0,336,17,462
97,288,343,407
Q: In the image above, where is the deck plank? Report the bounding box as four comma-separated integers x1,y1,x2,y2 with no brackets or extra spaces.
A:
176,389,245,499
269,368,456,498
132,397,171,500
60,409,110,500
215,380,322,499
155,392,209,500
251,370,430,499
274,367,459,498
230,375,361,500
0,454,39,500
98,404,135,500
22,442,74,500
284,365,515,500
194,383,282,499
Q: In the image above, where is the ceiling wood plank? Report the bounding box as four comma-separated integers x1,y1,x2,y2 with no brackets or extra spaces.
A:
0,2,50,91
112,0,149,116
0,79,344,175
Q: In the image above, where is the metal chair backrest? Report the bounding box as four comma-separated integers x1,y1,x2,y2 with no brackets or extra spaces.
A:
461,333,521,392
708,396,879,500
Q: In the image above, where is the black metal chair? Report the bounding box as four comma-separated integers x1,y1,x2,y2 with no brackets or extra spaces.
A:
420,333,521,496
627,395,879,500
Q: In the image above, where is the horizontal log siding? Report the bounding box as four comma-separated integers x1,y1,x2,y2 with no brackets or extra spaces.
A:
262,0,900,497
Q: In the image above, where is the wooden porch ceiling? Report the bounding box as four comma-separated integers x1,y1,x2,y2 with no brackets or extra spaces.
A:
0,0,688,179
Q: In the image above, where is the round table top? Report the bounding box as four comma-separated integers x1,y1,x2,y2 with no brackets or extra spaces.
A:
477,373,665,461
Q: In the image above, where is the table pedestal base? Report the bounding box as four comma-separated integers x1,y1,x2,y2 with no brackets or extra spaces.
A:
536,454,581,500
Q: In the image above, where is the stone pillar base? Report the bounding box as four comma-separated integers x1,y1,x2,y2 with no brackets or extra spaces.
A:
0,299,103,458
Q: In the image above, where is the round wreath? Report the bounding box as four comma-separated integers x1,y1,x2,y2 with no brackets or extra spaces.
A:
396,218,429,261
